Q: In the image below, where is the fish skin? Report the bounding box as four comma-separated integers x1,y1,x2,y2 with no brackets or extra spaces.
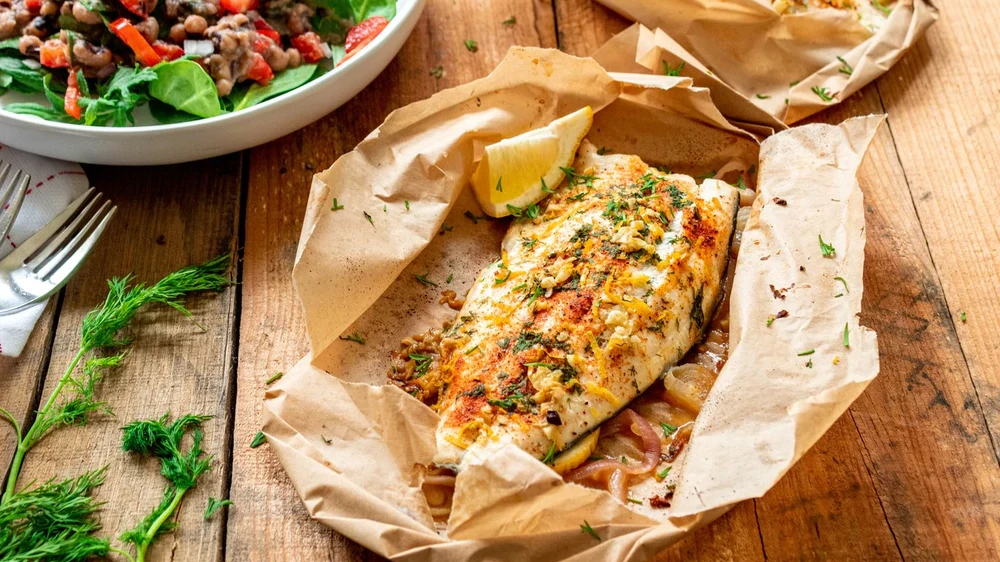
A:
432,142,739,469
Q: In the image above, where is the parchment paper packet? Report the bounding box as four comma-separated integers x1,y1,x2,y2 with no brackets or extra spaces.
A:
263,46,883,561
594,0,937,124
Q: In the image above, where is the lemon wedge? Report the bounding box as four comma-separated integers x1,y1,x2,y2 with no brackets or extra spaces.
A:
552,429,601,475
471,106,594,218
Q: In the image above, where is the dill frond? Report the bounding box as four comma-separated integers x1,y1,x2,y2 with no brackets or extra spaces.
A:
120,413,215,562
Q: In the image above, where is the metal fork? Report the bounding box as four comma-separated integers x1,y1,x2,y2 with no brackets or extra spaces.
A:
0,186,116,316
0,160,30,243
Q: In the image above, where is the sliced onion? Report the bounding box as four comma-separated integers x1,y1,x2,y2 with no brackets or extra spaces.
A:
609,468,629,503
319,42,332,59
184,40,215,57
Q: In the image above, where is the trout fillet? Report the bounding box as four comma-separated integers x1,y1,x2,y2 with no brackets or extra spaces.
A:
432,142,739,469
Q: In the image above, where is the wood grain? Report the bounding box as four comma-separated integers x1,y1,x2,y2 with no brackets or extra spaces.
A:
9,158,241,562
225,1,557,560
873,0,1000,460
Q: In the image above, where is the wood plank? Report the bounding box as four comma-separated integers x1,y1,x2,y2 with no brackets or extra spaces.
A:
553,0,629,57
873,0,1000,459
9,157,241,562
225,1,557,560
0,301,58,474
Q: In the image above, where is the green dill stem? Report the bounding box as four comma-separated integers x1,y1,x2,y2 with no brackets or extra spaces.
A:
2,347,87,504
109,547,137,562
135,488,187,562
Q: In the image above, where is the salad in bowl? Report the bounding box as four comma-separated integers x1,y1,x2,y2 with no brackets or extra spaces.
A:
0,0,395,125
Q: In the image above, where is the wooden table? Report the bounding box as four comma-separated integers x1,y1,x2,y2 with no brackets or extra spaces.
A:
2,0,998,560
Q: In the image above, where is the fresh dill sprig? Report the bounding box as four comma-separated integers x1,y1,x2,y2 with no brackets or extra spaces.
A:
119,413,214,562
0,468,130,562
204,497,233,520
1,255,230,505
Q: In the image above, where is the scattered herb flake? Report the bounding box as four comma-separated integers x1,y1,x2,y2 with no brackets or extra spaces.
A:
541,177,555,194
766,316,775,327
250,431,266,448
465,345,479,355
542,442,556,465
415,273,439,287
797,349,815,356
331,198,344,211
660,422,677,436
429,66,444,78
819,235,836,257
204,497,233,520
265,372,284,385
627,497,643,505
464,40,478,52
812,86,835,102
597,147,610,155
661,60,685,76
736,176,747,190
363,211,374,227
495,177,503,192
502,15,516,26
837,55,854,76
834,276,850,293
806,359,814,368
446,274,454,284
873,0,892,15
756,93,771,99
657,465,672,479
339,332,366,345
581,520,601,541
961,312,967,323
843,323,850,348
405,200,410,211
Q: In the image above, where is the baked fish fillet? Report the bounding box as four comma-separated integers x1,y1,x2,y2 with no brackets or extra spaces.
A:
433,142,739,469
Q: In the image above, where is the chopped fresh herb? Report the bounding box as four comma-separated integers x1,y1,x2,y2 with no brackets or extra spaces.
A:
790,80,801,87
204,497,233,520
560,166,597,187
541,177,555,194
465,345,480,355
321,435,332,444
415,273,438,287
843,323,850,348
363,211,374,226
507,204,523,217
462,383,486,397
797,349,815,357
834,276,850,293
756,93,771,99
812,86,835,102
265,372,284,385
446,274,454,283
749,164,757,175
512,283,527,291
495,268,511,284
961,312,967,323
429,66,444,78
736,176,747,190
835,293,844,298
767,316,775,327
627,497,643,505
438,223,454,235
657,465,672,479
581,520,601,541
502,15,517,26
250,431,266,448
498,337,511,349
488,398,517,411
409,353,434,377
661,60,685,76
872,0,892,15
331,198,345,211
597,147,610,155
660,422,677,436
837,55,854,76
806,359,814,368
819,235,836,257
541,442,557,465
338,332,366,344
405,200,410,211
464,210,490,224
526,285,544,307
524,204,540,219
464,40,478,52
495,177,503,192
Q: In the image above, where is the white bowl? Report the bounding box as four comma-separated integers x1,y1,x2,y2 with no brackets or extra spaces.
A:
0,0,425,165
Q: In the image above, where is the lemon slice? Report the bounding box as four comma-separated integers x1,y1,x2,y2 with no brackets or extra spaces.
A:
471,106,594,218
552,429,601,475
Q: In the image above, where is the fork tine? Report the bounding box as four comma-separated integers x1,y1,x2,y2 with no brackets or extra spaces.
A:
35,200,114,281
0,160,11,189
0,170,30,243
36,205,116,290
0,187,97,268
26,191,103,270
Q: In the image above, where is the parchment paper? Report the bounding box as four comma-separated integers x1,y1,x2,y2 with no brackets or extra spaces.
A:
594,0,937,124
264,46,883,561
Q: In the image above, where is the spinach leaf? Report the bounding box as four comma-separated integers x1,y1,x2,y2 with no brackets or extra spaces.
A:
0,56,46,93
148,98,201,124
233,64,317,111
0,38,20,52
311,13,351,43
79,65,158,126
149,60,222,119
348,0,395,21
4,103,79,123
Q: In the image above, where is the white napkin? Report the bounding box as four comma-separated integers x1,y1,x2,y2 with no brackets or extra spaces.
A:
0,145,89,357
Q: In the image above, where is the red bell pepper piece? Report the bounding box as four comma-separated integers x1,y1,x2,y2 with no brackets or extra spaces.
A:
344,16,388,54
152,41,184,61
109,18,162,67
251,34,271,55
64,70,83,120
253,18,281,43
119,0,149,17
246,52,273,85
38,39,70,68
25,0,41,14
220,0,258,14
